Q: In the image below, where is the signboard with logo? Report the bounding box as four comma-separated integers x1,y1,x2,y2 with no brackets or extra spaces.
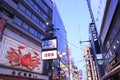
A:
42,50,57,60
42,37,57,50
90,23,101,54
0,35,43,73
42,37,58,60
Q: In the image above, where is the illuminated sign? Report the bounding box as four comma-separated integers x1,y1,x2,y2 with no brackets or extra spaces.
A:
42,50,57,60
0,35,43,73
42,38,57,50
90,23,98,41
42,37,58,60
96,54,103,59
90,23,101,54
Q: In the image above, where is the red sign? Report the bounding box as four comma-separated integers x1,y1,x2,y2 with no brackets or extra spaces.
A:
0,17,6,39
42,50,57,60
0,35,43,73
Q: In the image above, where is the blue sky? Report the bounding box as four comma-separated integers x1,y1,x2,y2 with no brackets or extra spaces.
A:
54,0,91,79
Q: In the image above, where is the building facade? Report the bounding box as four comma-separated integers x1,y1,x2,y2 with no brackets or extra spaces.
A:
52,2,69,80
83,45,99,80
87,0,120,80
100,0,120,80
0,0,53,80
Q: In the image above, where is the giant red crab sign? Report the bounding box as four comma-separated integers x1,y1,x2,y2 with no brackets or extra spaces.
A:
7,45,41,70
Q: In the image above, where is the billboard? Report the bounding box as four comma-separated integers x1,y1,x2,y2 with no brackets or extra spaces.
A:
42,38,57,50
42,50,57,60
42,37,58,60
0,35,43,73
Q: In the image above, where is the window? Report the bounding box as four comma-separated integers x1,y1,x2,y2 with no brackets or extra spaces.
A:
34,30,38,37
41,22,46,29
37,33,41,39
18,3,26,13
27,0,34,6
14,17,22,26
26,9,32,17
32,14,37,22
33,5,38,11
29,27,35,35
22,22,29,30
36,18,39,24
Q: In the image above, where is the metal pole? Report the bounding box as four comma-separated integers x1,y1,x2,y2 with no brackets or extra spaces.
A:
49,60,53,80
59,59,60,80
68,51,70,80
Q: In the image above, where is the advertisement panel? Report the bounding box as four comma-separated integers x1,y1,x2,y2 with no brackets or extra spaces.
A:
42,38,57,50
0,35,43,73
42,50,57,60
42,37,58,60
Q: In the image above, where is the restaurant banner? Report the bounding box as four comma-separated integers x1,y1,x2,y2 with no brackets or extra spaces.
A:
0,35,43,73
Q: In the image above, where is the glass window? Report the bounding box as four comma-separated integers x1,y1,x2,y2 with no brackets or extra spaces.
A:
26,9,32,17
37,33,41,39
36,18,39,24
22,22,29,30
29,27,35,35
34,30,38,37
14,17,22,26
33,5,38,11
18,3,26,13
28,0,34,6
41,22,46,29
43,13,47,19
38,9,41,13
41,35,44,39
32,14,37,22
39,20,42,26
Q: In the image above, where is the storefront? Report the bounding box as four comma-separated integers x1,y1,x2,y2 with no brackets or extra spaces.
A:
0,35,48,80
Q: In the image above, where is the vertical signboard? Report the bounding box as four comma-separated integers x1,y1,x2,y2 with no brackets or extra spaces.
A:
90,23,101,54
90,23,103,65
0,35,43,73
0,17,6,40
42,37,58,60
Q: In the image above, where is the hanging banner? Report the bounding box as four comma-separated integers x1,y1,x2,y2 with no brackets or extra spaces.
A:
0,35,43,73
0,17,6,40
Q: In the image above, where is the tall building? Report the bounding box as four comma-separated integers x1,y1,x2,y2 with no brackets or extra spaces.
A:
0,0,53,80
87,0,120,80
52,2,69,80
100,0,120,80
84,45,99,80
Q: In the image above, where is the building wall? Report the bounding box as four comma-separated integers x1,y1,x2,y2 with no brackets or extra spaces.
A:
52,2,69,79
100,0,120,80
87,0,120,79
0,0,53,80
83,46,93,80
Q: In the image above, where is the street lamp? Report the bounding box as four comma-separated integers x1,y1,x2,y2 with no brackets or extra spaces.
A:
57,52,66,80
44,22,59,80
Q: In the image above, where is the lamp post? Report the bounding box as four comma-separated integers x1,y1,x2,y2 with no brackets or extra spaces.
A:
44,22,59,80
57,52,66,80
